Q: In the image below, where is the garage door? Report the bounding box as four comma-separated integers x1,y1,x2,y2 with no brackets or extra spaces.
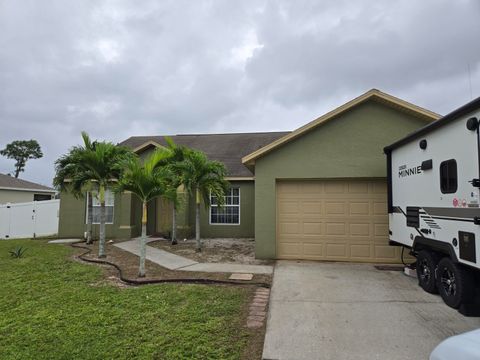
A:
276,180,401,262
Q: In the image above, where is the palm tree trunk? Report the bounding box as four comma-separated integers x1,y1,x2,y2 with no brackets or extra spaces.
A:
86,192,93,245
98,186,106,258
139,201,147,277
195,187,201,252
171,203,177,245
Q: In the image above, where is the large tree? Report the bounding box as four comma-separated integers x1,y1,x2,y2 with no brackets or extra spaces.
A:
115,148,173,277
54,132,132,257
177,149,228,252
0,139,43,178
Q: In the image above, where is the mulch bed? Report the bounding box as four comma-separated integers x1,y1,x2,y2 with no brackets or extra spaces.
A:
70,240,272,360
75,240,272,284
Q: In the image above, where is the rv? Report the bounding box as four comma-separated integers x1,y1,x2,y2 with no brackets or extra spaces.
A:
384,96,480,310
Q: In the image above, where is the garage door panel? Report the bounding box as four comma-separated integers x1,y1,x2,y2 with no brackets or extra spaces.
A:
349,202,370,215
302,242,323,256
301,201,322,214
374,224,389,236
300,182,323,194
278,200,299,214
348,182,369,193
278,221,300,234
303,221,323,235
325,222,346,235
278,242,301,257
373,202,387,215
374,245,398,260
277,179,401,263
326,243,347,258
325,202,345,215
350,244,372,258
349,223,371,236
373,181,387,193
325,182,345,193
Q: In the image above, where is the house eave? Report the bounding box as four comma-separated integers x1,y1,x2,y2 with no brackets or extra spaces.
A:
0,186,56,193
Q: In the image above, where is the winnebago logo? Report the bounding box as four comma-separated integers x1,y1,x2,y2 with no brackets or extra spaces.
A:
398,164,422,177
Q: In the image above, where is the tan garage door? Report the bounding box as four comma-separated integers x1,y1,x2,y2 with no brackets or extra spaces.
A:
276,180,401,263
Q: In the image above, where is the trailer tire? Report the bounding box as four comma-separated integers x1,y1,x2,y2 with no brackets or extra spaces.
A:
436,257,474,309
416,250,440,294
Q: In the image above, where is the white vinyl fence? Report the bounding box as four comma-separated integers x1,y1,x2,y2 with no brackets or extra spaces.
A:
0,200,60,239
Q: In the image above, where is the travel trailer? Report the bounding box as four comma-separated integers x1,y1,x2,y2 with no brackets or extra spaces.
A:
384,96,480,311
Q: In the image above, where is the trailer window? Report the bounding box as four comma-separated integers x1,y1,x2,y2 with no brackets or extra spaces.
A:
440,160,457,194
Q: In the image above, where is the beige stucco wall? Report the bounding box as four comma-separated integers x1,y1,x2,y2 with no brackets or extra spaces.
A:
0,189,53,205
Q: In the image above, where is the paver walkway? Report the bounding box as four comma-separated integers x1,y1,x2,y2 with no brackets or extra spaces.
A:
114,238,273,274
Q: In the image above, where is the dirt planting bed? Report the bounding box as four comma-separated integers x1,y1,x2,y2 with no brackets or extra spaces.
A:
149,237,274,266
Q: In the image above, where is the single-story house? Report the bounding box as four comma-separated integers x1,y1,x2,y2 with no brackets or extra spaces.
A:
0,173,56,204
58,89,440,262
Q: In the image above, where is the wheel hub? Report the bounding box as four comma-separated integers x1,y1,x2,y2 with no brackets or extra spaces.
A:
419,260,430,282
440,268,456,296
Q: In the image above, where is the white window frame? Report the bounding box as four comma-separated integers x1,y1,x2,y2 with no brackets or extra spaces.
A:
209,188,240,225
85,189,115,225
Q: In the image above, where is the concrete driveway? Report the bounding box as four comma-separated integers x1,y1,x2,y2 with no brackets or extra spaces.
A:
263,261,480,360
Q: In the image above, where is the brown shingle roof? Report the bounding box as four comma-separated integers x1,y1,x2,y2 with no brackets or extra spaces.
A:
119,132,290,177
0,173,55,192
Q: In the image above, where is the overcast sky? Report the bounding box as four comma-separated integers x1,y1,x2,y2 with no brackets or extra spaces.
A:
1,0,479,186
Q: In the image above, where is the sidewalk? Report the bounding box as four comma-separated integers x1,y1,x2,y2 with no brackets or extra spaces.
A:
114,238,273,275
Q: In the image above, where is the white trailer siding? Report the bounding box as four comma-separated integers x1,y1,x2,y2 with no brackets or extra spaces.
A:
387,106,480,270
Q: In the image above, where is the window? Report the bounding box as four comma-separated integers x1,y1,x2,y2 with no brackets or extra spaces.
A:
210,188,240,224
34,194,52,201
440,159,457,194
86,189,115,224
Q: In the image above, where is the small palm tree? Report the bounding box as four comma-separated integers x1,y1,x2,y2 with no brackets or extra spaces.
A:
115,149,172,277
177,149,228,251
54,132,132,257
54,133,98,244
162,137,189,245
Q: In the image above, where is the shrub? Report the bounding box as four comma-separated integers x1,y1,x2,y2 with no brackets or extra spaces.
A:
9,246,27,258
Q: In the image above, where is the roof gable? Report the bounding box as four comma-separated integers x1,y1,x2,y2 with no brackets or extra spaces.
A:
242,89,440,166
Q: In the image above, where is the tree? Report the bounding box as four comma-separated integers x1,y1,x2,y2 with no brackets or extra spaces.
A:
0,140,43,178
115,148,172,277
53,133,97,244
162,137,189,245
54,132,132,257
177,149,228,252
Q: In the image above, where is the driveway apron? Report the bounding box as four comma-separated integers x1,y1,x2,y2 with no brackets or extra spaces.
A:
263,261,480,360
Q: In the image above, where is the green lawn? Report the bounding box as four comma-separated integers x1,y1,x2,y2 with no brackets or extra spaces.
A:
0,240,250,359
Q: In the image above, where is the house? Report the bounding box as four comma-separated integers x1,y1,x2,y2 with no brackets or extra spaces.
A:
0,173,56,204
57,89,440,262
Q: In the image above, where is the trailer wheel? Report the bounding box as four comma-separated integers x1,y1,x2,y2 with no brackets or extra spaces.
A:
416,250,440,294
436,257,474,309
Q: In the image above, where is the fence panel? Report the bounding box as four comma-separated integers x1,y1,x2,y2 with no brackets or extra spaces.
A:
0,205,9,239
0,200,59,239
34,200,60,237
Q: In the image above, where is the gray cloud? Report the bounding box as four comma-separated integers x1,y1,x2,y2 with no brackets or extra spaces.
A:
0,0,479,186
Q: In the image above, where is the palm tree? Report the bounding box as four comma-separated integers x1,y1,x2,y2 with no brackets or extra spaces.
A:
162,171,182,245
54,132,96,244
177,149,228,252
162,137,188,245
115,149,172,277
54,132,132,257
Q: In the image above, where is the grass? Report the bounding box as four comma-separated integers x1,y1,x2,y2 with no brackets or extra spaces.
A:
0,240,251,359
